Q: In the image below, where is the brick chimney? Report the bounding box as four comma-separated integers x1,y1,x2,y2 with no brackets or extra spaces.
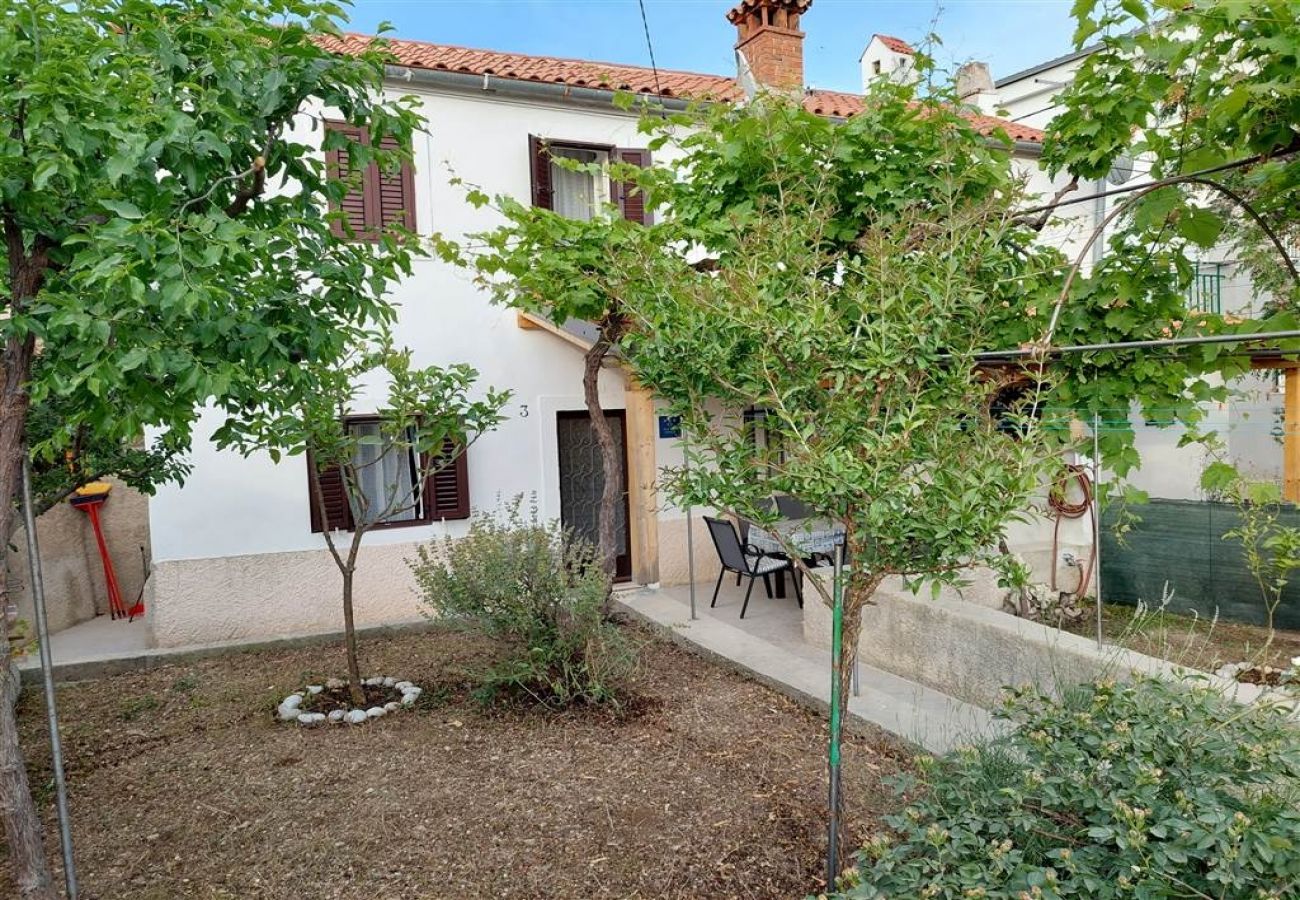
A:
727,0,811,94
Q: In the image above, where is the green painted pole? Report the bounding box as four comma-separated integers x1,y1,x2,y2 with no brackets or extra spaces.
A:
826,540,845,887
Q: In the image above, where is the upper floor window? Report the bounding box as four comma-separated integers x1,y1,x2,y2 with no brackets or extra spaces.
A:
529,136,651,225
550,146,610,221
323,120,416,241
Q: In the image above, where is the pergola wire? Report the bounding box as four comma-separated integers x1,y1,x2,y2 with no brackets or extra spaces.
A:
971,328,1300,362
1015,150,1297,220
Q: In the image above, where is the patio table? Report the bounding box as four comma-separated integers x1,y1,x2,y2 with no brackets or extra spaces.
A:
748,517,844,557
747,518,844,598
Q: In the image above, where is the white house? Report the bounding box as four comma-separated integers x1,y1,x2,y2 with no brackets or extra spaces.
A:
859,33,917,86
64,0,1104,649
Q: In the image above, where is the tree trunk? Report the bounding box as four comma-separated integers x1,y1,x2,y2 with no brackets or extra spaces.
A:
340,566,365,707
581,318,625,583
828,551,884,883
0,328,57,900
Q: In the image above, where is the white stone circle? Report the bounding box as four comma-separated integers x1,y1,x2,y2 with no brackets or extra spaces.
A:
276,677,424,726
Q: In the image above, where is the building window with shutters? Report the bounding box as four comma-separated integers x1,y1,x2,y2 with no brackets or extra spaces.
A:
529,136,651,225
309,418,470,533
323,121,416,241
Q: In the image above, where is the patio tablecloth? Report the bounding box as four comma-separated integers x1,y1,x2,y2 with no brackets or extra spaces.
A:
748,518,844,558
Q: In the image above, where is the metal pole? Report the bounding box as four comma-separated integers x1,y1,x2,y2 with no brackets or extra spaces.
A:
825,539,845,887
1092,413,1104,651
970,328,1300,362
852,658,860,697
683,437,696,620
21,453,78,899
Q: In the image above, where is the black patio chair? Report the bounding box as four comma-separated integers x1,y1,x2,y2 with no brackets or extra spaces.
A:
775,495,815,520
735,497,778,586
704,516,802,618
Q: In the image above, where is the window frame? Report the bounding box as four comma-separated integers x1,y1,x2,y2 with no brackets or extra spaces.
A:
547,143,613,221
307,414,471,534
530,136,652,226
342,414,432,532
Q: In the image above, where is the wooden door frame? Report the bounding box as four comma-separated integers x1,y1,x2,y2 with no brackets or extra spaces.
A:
556,409,633,582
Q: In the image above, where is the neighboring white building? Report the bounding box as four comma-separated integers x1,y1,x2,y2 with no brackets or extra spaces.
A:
859,33,918,86
138,0,1086,648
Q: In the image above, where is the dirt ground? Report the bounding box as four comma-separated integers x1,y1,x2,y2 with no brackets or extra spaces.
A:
1064,601,1300,673
4,626,912,899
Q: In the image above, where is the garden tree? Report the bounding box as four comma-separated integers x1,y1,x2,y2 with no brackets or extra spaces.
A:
448,151,657,580
22,360,190,522
608,90,1068,864
0,1,422,895
237,339,507,707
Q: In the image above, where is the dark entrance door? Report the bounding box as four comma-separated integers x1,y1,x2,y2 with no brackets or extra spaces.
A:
556,410,631,581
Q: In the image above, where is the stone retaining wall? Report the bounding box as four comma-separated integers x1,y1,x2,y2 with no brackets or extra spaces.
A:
801,571,1251,709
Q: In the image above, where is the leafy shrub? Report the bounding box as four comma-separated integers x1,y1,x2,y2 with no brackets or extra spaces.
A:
834,677,1300,899
410,496,636,707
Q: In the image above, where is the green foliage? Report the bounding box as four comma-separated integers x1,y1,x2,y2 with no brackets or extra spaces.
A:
1044,0,1300,312
410,497,636,708
238,335,509,510
1212,472,1300,634
834,677,1300,899
23,356,190,520
0,0,424,463
619,89,1057,606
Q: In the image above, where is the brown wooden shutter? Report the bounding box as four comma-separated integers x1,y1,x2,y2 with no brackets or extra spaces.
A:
614,148,652,225
308,458,354,533
376,134,417,232
427,438,470,520
529,135,553,209
324,122,373,239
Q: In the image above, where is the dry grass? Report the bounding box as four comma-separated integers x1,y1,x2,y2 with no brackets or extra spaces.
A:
5,625,912,899
1064,601,1300,673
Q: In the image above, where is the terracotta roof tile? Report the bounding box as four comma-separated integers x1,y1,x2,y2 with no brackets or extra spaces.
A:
317,33,742,101
802,90,1045,142
319,33,1042,143
873,34,915,55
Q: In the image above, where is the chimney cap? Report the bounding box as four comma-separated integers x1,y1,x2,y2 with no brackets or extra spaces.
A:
726,0,812,26
956,60,995,98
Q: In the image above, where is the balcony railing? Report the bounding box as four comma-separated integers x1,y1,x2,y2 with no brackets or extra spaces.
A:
1187,262,1224,314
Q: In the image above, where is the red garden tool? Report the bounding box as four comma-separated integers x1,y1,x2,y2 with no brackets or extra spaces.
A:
70,482,142,621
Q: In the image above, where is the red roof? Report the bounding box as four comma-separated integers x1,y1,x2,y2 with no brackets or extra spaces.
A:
802,90,1045,143
873,34,915,55
319,33,1043,144
318,33,741,101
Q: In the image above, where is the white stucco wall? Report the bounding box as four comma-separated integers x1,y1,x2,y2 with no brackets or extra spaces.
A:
145,84,704,645
144,72,1107,645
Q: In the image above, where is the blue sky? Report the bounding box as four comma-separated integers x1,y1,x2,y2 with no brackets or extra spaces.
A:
342,1,1081,94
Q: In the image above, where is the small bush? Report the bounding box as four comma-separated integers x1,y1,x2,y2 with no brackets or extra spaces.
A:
410,496,636,707
834,677,1300,899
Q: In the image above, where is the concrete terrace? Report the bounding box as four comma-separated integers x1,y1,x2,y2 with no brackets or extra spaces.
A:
616,580,998,753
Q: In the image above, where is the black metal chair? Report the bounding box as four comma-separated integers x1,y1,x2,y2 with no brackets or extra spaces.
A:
735,498,778,586
704,516,802,618
775,495,815,520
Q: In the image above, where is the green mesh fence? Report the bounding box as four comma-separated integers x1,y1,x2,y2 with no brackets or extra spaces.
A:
1101,498,1300,630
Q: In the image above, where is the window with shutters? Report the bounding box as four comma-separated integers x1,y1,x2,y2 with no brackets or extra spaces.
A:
308,419,470,533
529,136,651,225
323,121,416,241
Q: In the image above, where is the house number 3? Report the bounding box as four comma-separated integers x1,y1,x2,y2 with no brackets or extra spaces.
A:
519,404,529,418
